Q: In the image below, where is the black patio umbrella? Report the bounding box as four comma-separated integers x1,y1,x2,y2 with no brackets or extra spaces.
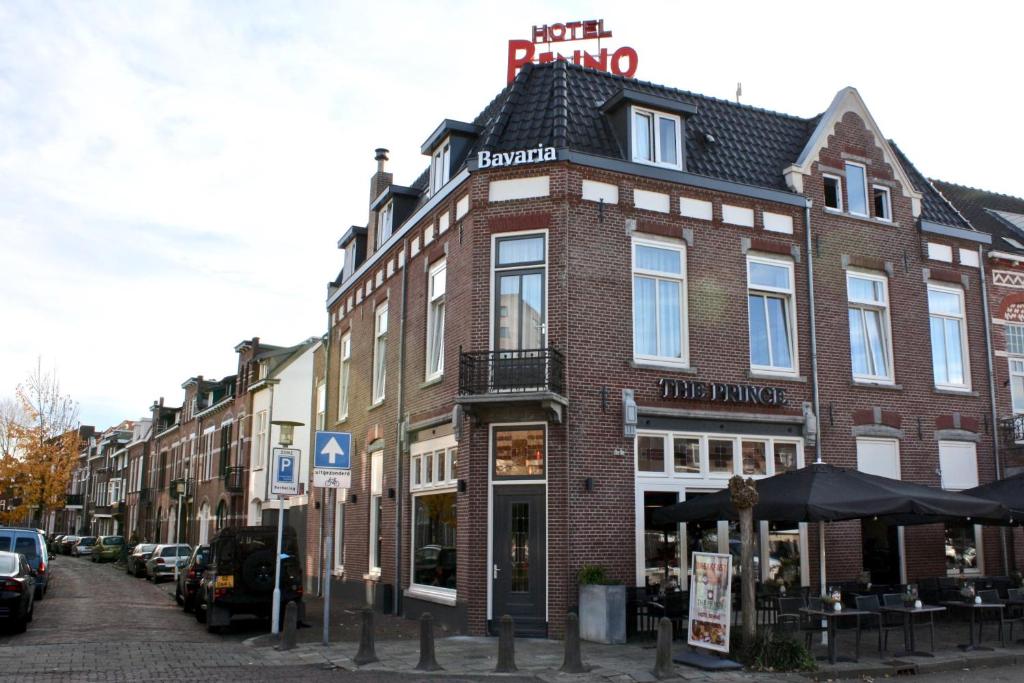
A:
653,462,1011,526
963,472,1024,520
653,462,1012,597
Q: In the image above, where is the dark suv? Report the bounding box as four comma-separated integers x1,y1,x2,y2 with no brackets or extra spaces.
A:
195,526,303,633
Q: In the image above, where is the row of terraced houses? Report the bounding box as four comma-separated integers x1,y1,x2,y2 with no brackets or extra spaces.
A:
52,62,1024,638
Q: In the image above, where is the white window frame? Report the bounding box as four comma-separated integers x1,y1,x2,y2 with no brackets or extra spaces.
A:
938,441,982,575
844,161,869,217
407,434,458,604
635,432,803,480
872,184,892,222
253,410,268,469
203,428,215,481
338,332,351,421
630,106,683,171
333,498,345,575
316,382,326,431
928,283,971,391
746,255,798,376
846,271,895,384
430,139,451,195
425,259,447,381
631,237,688,367
372,303,388,404
823,174,843,212
376,201,394,247
1010,358,1024,415
368,451,384,576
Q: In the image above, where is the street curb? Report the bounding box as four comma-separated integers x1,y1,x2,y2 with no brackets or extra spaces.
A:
800,651,1024,680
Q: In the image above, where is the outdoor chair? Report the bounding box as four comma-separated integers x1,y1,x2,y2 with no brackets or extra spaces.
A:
884,592,935,651
977,589,1005,645
775,596,804,636
801,597,829,650
663,590,688,640
1005,589,1024,640
855,594,901,654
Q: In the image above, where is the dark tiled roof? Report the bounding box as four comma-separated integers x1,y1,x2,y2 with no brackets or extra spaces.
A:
932,180,1024,254
395,62,968,229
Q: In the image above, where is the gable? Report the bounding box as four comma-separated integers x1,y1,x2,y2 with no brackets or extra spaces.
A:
783,87,922,217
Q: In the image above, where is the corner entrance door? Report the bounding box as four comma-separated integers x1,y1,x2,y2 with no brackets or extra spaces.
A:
492,485,546,636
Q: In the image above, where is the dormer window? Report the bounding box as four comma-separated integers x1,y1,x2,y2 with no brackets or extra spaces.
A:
376,200,394,247
631,107,681,170
430,140,451,195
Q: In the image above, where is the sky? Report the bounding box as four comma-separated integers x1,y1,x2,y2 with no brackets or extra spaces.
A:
1,1,1021,429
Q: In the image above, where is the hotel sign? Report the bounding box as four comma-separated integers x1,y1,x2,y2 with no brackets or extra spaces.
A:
507,19,638,84
658,378,789,407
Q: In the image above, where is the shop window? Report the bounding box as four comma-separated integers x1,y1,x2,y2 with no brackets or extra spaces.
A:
493,427,545,479
637,434,666,473
872,185,892,221
847,272,893,383
708,439,734,475
741,440,766,475
412,492,457,590
945,520,979,575
632,239,687,366
728,520,761,580
747,256,796,374
673,437,700,474
643,491,681,590
928,284,969,390
767,523,801,589
773,443,798,474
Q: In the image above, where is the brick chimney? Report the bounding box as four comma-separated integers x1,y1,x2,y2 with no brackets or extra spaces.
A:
368,148,392,254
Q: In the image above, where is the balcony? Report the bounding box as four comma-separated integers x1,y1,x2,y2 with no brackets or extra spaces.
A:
64,494,84,509
1001,415,1024,448
224,466,246,494
457,347,567,423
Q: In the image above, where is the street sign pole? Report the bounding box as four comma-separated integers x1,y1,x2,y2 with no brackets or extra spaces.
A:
272,496,284,635
323,531,332,646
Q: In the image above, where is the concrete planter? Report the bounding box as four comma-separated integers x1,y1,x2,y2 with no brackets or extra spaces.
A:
578,584,626,644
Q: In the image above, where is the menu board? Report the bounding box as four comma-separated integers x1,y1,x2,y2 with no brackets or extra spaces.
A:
687,552,733,653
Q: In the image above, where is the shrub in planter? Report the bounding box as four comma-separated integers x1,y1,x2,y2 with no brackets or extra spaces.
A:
730,629,816,672
577,565,625,644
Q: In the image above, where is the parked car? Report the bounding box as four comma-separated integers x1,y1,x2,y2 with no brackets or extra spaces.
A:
145,544,191,582
176,545,210,613
91,535,124,563
0,551,34,633
126,543,158,577
0,528,50,599
71,537,95,557
49,535,65,554
196,526,303,633
59,536,80,555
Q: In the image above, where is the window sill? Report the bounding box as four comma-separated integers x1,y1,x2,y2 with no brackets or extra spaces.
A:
404,585,457,607
822,207,899,229
363,571,382,582
747,371,806,383
933,387,978,397
631,360,697,374
331,567,345,578
420,375,444,389
851,380,902,391
368,400,386,412
631,157,683,173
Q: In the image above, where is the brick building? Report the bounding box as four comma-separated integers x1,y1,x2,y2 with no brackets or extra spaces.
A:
305,61,1007,638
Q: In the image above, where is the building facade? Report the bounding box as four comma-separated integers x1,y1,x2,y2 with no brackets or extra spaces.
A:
307,62,1002,638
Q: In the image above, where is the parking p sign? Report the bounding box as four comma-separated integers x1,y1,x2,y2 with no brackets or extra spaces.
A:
272,448,300,496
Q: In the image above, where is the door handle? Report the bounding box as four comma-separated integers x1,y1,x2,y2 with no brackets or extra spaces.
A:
493,563,500,580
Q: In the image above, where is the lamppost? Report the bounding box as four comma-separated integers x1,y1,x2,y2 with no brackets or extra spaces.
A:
172,477,187,584
270,419,303,636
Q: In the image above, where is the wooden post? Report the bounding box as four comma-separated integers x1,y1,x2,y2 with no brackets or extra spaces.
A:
730,475,759,646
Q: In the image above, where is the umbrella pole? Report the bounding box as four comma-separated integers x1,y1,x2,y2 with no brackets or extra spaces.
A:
819,521,828,646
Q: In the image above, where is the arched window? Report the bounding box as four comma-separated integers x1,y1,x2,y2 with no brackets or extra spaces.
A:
216,500,227,531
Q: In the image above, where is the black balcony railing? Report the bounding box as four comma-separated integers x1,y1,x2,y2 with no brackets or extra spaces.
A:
65,493,84,507
1000,415,1024,448
459,347,565,396
224,466,246,494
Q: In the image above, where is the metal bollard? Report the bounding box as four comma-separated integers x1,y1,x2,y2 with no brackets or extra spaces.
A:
560,612,588,673
353,608,379,665
415,612,442,671
495,614,517,673
277,601,298,651
652,617,675,680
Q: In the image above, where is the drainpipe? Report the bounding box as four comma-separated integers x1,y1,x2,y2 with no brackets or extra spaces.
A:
393,252,410,617
978,246,1010,574
802,201,825,598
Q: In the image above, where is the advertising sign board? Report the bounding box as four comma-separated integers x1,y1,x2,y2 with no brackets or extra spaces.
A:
687,552,733,653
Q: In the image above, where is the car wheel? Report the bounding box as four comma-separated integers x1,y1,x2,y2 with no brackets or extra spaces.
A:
26,603,33,623
147,573,155,583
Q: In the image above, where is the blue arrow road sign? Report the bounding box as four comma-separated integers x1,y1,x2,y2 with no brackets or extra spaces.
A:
314,431,352,469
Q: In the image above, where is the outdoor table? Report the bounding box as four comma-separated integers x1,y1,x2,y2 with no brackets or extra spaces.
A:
878,604,946,657
799,607,871,664
940,600,1005,651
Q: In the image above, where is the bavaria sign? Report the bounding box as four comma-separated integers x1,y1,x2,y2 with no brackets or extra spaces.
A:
314,431,352,489
477,145,556,169
507,19,638,84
